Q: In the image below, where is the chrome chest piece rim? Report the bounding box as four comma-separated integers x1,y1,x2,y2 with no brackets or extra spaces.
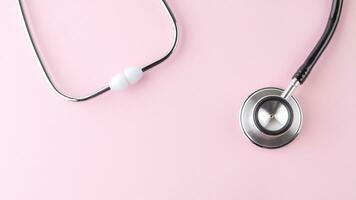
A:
240,88,303,149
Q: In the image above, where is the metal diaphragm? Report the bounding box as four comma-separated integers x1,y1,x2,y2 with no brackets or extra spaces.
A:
240,88,302,149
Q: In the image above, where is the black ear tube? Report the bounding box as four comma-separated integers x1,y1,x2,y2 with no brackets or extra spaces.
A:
293,0,343,84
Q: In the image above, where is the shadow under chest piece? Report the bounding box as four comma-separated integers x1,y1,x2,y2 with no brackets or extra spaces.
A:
240,0,343,149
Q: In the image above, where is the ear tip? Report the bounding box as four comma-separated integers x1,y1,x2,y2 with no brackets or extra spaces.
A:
124,67,144,84
109,73,129,91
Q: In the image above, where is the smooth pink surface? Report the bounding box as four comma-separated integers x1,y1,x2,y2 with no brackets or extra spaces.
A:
0,0,355,199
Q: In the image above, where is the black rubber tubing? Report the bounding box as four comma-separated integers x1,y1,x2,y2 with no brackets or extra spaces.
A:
293,0,343,84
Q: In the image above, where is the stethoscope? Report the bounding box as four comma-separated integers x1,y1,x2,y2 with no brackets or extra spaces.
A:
240,0,343,148
19,0,343,149
18,0,178,102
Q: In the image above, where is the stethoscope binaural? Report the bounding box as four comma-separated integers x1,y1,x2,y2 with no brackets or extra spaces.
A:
20,0,344,149
18,0,178,102
240,0,343,149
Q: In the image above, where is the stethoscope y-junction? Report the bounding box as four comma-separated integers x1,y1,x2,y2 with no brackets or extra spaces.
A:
240,0,343,148
19,0,178,102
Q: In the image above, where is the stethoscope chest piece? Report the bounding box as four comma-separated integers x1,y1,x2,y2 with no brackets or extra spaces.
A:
240,88,302,149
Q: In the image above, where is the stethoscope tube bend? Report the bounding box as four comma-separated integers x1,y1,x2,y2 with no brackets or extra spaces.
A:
18,0,179,102
293,0,343,84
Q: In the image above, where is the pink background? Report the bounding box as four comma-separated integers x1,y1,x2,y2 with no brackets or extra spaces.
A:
1,0,356,199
